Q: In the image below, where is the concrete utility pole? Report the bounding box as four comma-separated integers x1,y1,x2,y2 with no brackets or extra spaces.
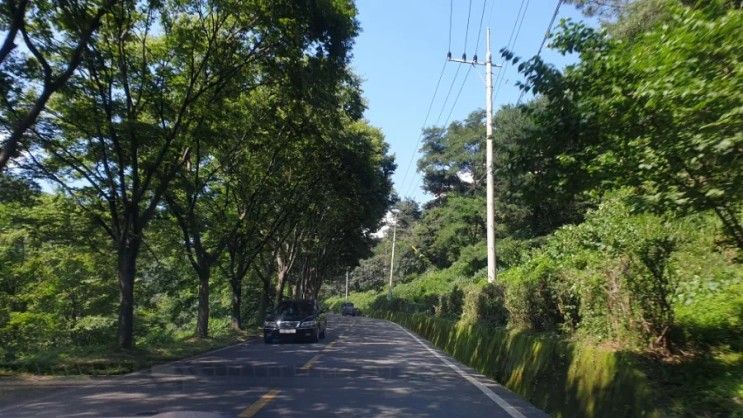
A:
448,27,498,283
345,268,349,301
387,209,399,301
484,28,496,283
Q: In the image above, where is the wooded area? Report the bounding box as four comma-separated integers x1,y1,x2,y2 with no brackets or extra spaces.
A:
0,0,393,357
329,1,741,415
1,1,741,414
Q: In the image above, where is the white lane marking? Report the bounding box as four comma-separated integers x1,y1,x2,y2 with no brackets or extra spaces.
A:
394,322,527,418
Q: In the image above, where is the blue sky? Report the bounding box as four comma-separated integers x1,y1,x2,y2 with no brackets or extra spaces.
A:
350,0,593,203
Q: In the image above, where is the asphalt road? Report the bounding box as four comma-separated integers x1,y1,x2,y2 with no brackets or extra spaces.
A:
0,315,548,417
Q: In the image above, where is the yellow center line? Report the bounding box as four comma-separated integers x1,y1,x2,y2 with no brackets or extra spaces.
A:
239,389,280,418
239,331,345,416
300,354,321,370
300,339,340,371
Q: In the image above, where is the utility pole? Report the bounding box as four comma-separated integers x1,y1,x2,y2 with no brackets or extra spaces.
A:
448,27,498,283
484,28,496,283
345,268,349,301
387,209,399,301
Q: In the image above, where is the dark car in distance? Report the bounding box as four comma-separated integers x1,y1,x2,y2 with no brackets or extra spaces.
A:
263,299,327,343
341,302,361,316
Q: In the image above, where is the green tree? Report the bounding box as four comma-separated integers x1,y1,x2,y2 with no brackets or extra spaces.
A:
412,195,485,269
20,0,361,348
417,111,485,198
0,0,116,170
510,2,743,249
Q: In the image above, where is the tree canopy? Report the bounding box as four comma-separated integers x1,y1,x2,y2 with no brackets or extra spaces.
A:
1,0,395,352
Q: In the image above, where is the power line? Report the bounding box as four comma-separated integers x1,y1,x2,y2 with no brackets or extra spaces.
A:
397,0,481,199
462,0,472,59
434,63,462,126
487,0,498,27
473,0,488,61
537,0,563,57
517,0,563,104
505,0,528,54
397,59,449,199
491,0,527,100
442,65,473,129
407,63,472,199
493,0,530,104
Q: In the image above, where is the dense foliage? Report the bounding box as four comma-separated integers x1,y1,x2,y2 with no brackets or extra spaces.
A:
331,1,742,416
0,0,394,360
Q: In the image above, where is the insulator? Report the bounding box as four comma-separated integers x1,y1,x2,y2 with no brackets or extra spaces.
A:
473,54,478,63
447,51,452,59
462,53,467,61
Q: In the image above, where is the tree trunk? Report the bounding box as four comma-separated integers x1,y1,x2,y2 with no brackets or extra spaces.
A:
230,274,242,331
196,268,210,338
259,277,272,322
117,241,139,349
275,250,289,306
713,204,743,251
276,269,287,306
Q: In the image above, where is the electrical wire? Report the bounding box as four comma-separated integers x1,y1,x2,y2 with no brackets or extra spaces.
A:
490,0,527,101
405,63,473,199
472,0,488,61
537,0,563,57
505,0,528,55
493,0,530,104
396,59,449,199
442,65,473,130
517,0,563,104
463,0,472,58
434,64,462,126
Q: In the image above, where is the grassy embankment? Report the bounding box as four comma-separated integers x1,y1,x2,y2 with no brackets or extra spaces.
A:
328,291,741,418
0,329,251,376
325,203,742,417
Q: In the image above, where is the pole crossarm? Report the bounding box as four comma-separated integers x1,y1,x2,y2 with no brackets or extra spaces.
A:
447,57,502,68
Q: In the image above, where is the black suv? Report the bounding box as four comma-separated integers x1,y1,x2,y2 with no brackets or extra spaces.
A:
263,299,327,343
341,302,358,316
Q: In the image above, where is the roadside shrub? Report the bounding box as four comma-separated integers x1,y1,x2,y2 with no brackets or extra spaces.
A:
495,237,534,270
571,194,679,352
449,243,487,276
344,190,742,354
70,315,116,346
460,282,508,326
447,285,464,316
370,295,422,313
434,285,464,318
0,312,64,360
502,258,563,331
324,290,380,313
434,294,448,317
207,317,233,337
675,282,743,350
500,191,694,352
